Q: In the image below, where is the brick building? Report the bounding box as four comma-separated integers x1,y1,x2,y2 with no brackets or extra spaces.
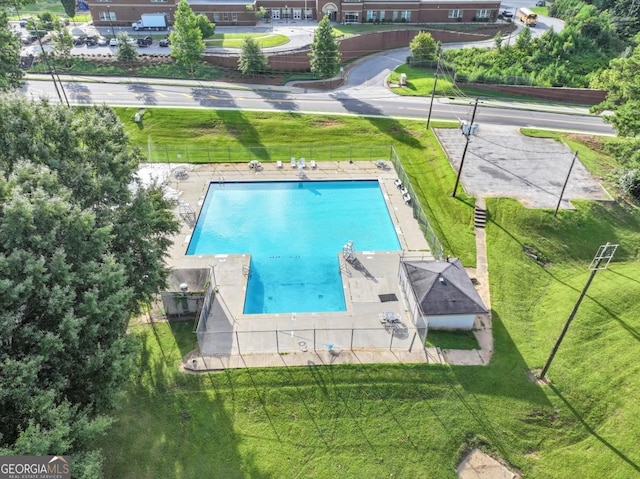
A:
87,0,500,27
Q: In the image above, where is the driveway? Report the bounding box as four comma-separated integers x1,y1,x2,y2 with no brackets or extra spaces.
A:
435,124,612,208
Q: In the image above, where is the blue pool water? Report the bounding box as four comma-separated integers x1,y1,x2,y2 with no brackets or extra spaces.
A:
187,180,401,314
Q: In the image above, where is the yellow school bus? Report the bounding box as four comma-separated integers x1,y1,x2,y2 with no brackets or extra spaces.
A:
518,7,538,26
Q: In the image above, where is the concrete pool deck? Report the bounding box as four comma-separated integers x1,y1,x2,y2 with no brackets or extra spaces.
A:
150,160,487,370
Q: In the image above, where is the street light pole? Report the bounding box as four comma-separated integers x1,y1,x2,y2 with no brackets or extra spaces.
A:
538,242,618,380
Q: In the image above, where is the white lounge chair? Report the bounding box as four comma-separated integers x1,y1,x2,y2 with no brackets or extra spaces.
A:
298,158,306,169
403,193,412,204
310,160,317,169
290,157,297,168
394,179,403,189
375,160,387,169
276,160,283,169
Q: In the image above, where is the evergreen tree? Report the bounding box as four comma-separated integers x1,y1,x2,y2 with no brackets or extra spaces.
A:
51,25,74,66
309,15,340,78
238,37,267,76
170,0,205,74
116,31,137,65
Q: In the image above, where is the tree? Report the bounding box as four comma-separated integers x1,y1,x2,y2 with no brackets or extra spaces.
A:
591,42,640,137
195,13,215,38
0,11,23,91
309,15,340,78
0,95,179,476
116,31,137,65
51,25,74,66
515,26,532,51
170,0,205,74
410,31,439,61
494,31,503,49
60,0,76,19
238,37,267,76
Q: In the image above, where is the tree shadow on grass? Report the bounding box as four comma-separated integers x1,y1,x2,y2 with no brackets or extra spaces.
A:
215,109,270,161
549,383,640,475
107,322,266,479
452,311,551,406
329,92,424,149
168,318,199,358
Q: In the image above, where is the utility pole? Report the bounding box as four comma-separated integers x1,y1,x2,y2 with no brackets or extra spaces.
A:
452,97,479,198
33,20,70,107
554,151,578,217
426,51,442,129
426,73,438,130
538,242,618,380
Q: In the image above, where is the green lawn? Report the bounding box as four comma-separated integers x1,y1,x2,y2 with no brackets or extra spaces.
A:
96,109,640,478
388,65,582,103
204,33,289,48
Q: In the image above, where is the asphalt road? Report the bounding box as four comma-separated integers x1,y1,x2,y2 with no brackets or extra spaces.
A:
21,77,614,135
19,15,614,136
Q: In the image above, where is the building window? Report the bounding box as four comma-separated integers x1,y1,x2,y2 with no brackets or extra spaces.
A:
448,9,463,18
231,12,237,21
476,9,489,18
366,10,378,21
99,11,116,21
223,12,228,21
392,10,398,21
344,11,358,23
150,0,167,3
213,12,220,21
401,10,410,21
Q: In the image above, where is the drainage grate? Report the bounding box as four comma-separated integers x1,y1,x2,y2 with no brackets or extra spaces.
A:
379,294,398,302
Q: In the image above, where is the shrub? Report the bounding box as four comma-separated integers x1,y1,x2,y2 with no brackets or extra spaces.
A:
618,169,640,199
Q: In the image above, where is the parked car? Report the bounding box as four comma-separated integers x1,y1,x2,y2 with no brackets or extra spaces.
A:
97,36,109,46
159,38,170,47
137,36,153,47
84,35,99,46
73,35,86,46
535,0,546,5
501,10,514,17
109,37,118,47
20,34,36,45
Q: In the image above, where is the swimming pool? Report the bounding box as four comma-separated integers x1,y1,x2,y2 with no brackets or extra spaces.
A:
187,180,401,314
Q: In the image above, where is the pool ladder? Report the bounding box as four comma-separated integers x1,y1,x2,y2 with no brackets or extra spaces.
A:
242,264,250,277
339,263,351,277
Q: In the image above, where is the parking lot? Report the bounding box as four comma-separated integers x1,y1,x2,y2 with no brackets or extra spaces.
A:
435,124,613,208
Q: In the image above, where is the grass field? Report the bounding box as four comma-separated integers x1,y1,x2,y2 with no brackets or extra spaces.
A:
388,65,584,104
205,33,289,48
97,109,640,478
